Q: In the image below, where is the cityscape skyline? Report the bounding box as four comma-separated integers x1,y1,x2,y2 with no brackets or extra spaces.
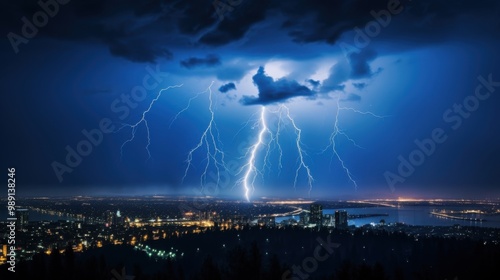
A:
2,197,499,266
1,0,500,201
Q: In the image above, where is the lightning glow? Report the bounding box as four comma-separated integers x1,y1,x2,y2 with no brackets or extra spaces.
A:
118,80,228,193
115,79,380,201
239,105,313,202
240,106,269,201
168,87,205,129
179,81,228,190
282,105,314,193
323,97,385,189
117,84,183,160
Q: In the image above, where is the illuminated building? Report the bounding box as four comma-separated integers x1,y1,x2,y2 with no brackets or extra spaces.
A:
299,212,309,226
104,210,115,227
116,209,124,225
310,204,323,228
335,210,348,229
16,208,29,231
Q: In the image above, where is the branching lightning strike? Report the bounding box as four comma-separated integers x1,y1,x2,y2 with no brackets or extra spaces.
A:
239,105,313,201
240,106,269,201
178,81,228,190
323,97,385,189
117,84,183,160
282,105,313,193
116,79,382,201
118,81,228,193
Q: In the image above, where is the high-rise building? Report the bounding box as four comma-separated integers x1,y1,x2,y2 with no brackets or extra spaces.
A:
104,210,115,226
323,214,335,227
309,204,323,227
116,209,124,225
335,210,348,229
15,208,29,231
299,212,309,226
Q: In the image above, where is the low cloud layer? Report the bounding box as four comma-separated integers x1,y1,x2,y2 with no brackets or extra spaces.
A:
180,54,221,69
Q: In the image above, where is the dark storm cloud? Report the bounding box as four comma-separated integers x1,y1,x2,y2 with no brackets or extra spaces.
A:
349,49,380,78
320,49,380,93
155,0,500,50
219,82,236,93
198,0,271,46
307,79,320,88
240,67,315,105
109,40,173,63
278,0,500,46
2,0,499,63
173,0,218,35
1,0,178,62
180,54,221,69
320,60,350,93
280,0,395,44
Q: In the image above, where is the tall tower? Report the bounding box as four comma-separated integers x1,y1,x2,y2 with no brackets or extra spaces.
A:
103,210,115,227
309,204,323,228
335,210,348,229
15,208,29,231
116,209,123,225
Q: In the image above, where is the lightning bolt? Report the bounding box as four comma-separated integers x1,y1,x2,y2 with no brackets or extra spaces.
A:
281,105,314,193
323,97,385,189
117,81,228,192
180,81,227,190
239,105,313,201
240,106,269,202
117,84,183,160
262,106,284,173
168,86,205,129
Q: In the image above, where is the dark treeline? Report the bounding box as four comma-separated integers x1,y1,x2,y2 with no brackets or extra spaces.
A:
1,226,499,279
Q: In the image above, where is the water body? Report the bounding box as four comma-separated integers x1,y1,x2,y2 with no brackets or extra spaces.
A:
28,211,75,221
276,205,500,228
0,209,75,222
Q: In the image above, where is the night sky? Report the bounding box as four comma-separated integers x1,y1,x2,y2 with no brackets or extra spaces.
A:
1,0,500,199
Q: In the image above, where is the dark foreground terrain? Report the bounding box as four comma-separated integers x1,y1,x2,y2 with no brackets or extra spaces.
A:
2,226,499,280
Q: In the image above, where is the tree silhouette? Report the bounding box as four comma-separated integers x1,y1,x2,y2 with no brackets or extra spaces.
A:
264,254,282,280
248,241,262,280
225,246,249,280
200,255,222,280
49,248,62,280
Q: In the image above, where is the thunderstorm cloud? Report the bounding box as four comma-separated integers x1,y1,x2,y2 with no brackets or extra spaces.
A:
240,67,316,105
219,82,236,93
2,0,498,63
320,49,381,93
180,54,221,69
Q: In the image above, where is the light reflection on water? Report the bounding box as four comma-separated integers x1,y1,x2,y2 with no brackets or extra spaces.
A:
276,206,500,228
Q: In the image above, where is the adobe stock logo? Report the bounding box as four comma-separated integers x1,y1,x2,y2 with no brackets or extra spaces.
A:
282,235,340,280
212,0,243,21
339,0,409,56
384,74,500,191
51,65,169,183
111,268,134,280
